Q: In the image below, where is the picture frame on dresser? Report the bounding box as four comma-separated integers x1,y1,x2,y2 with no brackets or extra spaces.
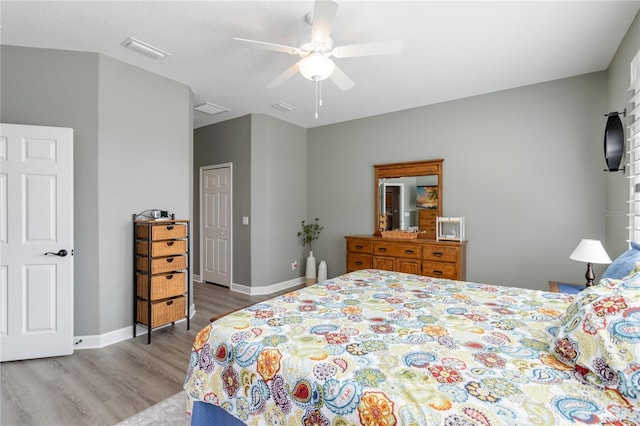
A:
416,185,438,209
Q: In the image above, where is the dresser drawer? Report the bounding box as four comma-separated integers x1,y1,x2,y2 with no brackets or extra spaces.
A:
137,223,187,240
422,261,458,279
373,242,421,259
348,253,372,271
137,239,187,257
137,272,186,300
422,245,458,262
347,239,372,253
137,255,187,274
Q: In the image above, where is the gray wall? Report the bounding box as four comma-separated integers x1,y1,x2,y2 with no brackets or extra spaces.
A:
97,55,192,333
194,115,252,286
1,46,192,335
251,115,307,287
308,72,608,290
605,12,640,259
1,46,101,333
193,114,307,289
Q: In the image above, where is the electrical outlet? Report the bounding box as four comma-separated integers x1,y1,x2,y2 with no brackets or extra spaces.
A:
291,260,298,270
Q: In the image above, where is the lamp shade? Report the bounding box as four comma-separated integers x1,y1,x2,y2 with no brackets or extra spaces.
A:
569,239,612,264
298,54,335,81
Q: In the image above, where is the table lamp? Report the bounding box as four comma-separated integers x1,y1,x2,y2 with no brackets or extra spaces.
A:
569,239,612,286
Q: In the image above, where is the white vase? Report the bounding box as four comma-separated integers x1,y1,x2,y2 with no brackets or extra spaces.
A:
305,251,317,286
318,260,327,282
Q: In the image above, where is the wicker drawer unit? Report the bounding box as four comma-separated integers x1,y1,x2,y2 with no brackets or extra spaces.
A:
133,217,191,343
136,223,187,240
136,239,187,257
136,254,187,274
345,235,466,279
136,272,186,300
137,296,186,328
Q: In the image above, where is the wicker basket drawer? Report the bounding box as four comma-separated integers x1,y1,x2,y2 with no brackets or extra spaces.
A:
347,253,372,271
137,239,187,257
422,245,458,262
137,296,185,328
347,239,372,253
137,223,187,240
422,261,457,279
137,272,185,300
137,255,187,274
373,242,421,259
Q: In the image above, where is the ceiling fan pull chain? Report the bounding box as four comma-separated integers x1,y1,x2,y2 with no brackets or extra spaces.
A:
315,78,319,119
319,79,323,107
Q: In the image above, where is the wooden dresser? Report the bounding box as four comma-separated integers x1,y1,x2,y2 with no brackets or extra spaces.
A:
345,235,466,280
418,209,437,239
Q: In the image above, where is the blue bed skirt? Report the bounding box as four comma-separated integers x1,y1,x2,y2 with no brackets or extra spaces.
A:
191,401,246,426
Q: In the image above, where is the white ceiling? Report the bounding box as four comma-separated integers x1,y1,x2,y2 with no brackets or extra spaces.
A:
2,1,639,129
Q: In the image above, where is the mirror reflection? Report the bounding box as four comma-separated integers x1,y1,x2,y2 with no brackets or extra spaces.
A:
378,175,439,231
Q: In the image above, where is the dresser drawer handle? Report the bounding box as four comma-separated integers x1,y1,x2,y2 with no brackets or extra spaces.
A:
166,258,174,263
166,241,175,247
355,261,363,266
433,270,443,275
355,245,363,249
165,274,174,280
166,300,174,306
166,225,175,231
433,252,443,257
405,249,414,254
378,248,387,252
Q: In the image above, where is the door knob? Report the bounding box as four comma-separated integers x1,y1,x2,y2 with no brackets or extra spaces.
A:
45,249,68,257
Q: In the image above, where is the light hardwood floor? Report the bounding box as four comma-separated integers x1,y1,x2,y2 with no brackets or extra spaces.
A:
0,281,302,426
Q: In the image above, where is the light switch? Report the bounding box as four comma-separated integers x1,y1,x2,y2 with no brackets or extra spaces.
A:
242,216,249,225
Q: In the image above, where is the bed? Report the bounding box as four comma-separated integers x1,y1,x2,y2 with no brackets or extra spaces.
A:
184,269,640,425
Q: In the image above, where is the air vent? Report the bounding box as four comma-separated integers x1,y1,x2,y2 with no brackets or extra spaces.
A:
122,37,169,60
272,102,297,112
194,102,230,115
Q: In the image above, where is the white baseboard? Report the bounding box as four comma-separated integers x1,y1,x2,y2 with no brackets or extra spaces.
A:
73,303,196,350
231,276,305,295
73,275,304,350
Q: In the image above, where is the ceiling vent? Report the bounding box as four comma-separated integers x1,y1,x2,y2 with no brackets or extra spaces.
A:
194,102,230,115
272,102,297,112
122,37,169,60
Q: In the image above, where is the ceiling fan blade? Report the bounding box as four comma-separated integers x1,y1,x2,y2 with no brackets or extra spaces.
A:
311,0,338,43
329,64,354,91
266,62,300,88
233,37,300,55
332,40,404,58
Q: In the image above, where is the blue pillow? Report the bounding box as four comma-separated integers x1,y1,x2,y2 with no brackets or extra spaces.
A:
601,241,640,280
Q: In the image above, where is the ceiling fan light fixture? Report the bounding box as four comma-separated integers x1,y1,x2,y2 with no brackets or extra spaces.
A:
298,54,335,81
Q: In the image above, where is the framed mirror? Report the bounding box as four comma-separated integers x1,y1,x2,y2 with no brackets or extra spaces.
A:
374,159,443,238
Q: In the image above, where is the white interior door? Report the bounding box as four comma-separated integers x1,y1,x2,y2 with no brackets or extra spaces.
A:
201,165,231,287
0,123,74,362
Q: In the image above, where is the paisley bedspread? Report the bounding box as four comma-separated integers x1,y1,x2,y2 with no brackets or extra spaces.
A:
184,269,640,425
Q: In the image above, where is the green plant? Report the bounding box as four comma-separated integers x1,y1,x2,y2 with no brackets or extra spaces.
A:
298,218,324,253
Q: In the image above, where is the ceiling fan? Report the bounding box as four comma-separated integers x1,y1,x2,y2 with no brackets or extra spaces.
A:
233,0,403,117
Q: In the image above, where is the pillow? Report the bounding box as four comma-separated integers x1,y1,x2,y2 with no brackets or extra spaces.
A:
601,241,640,280
552,273,640,398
